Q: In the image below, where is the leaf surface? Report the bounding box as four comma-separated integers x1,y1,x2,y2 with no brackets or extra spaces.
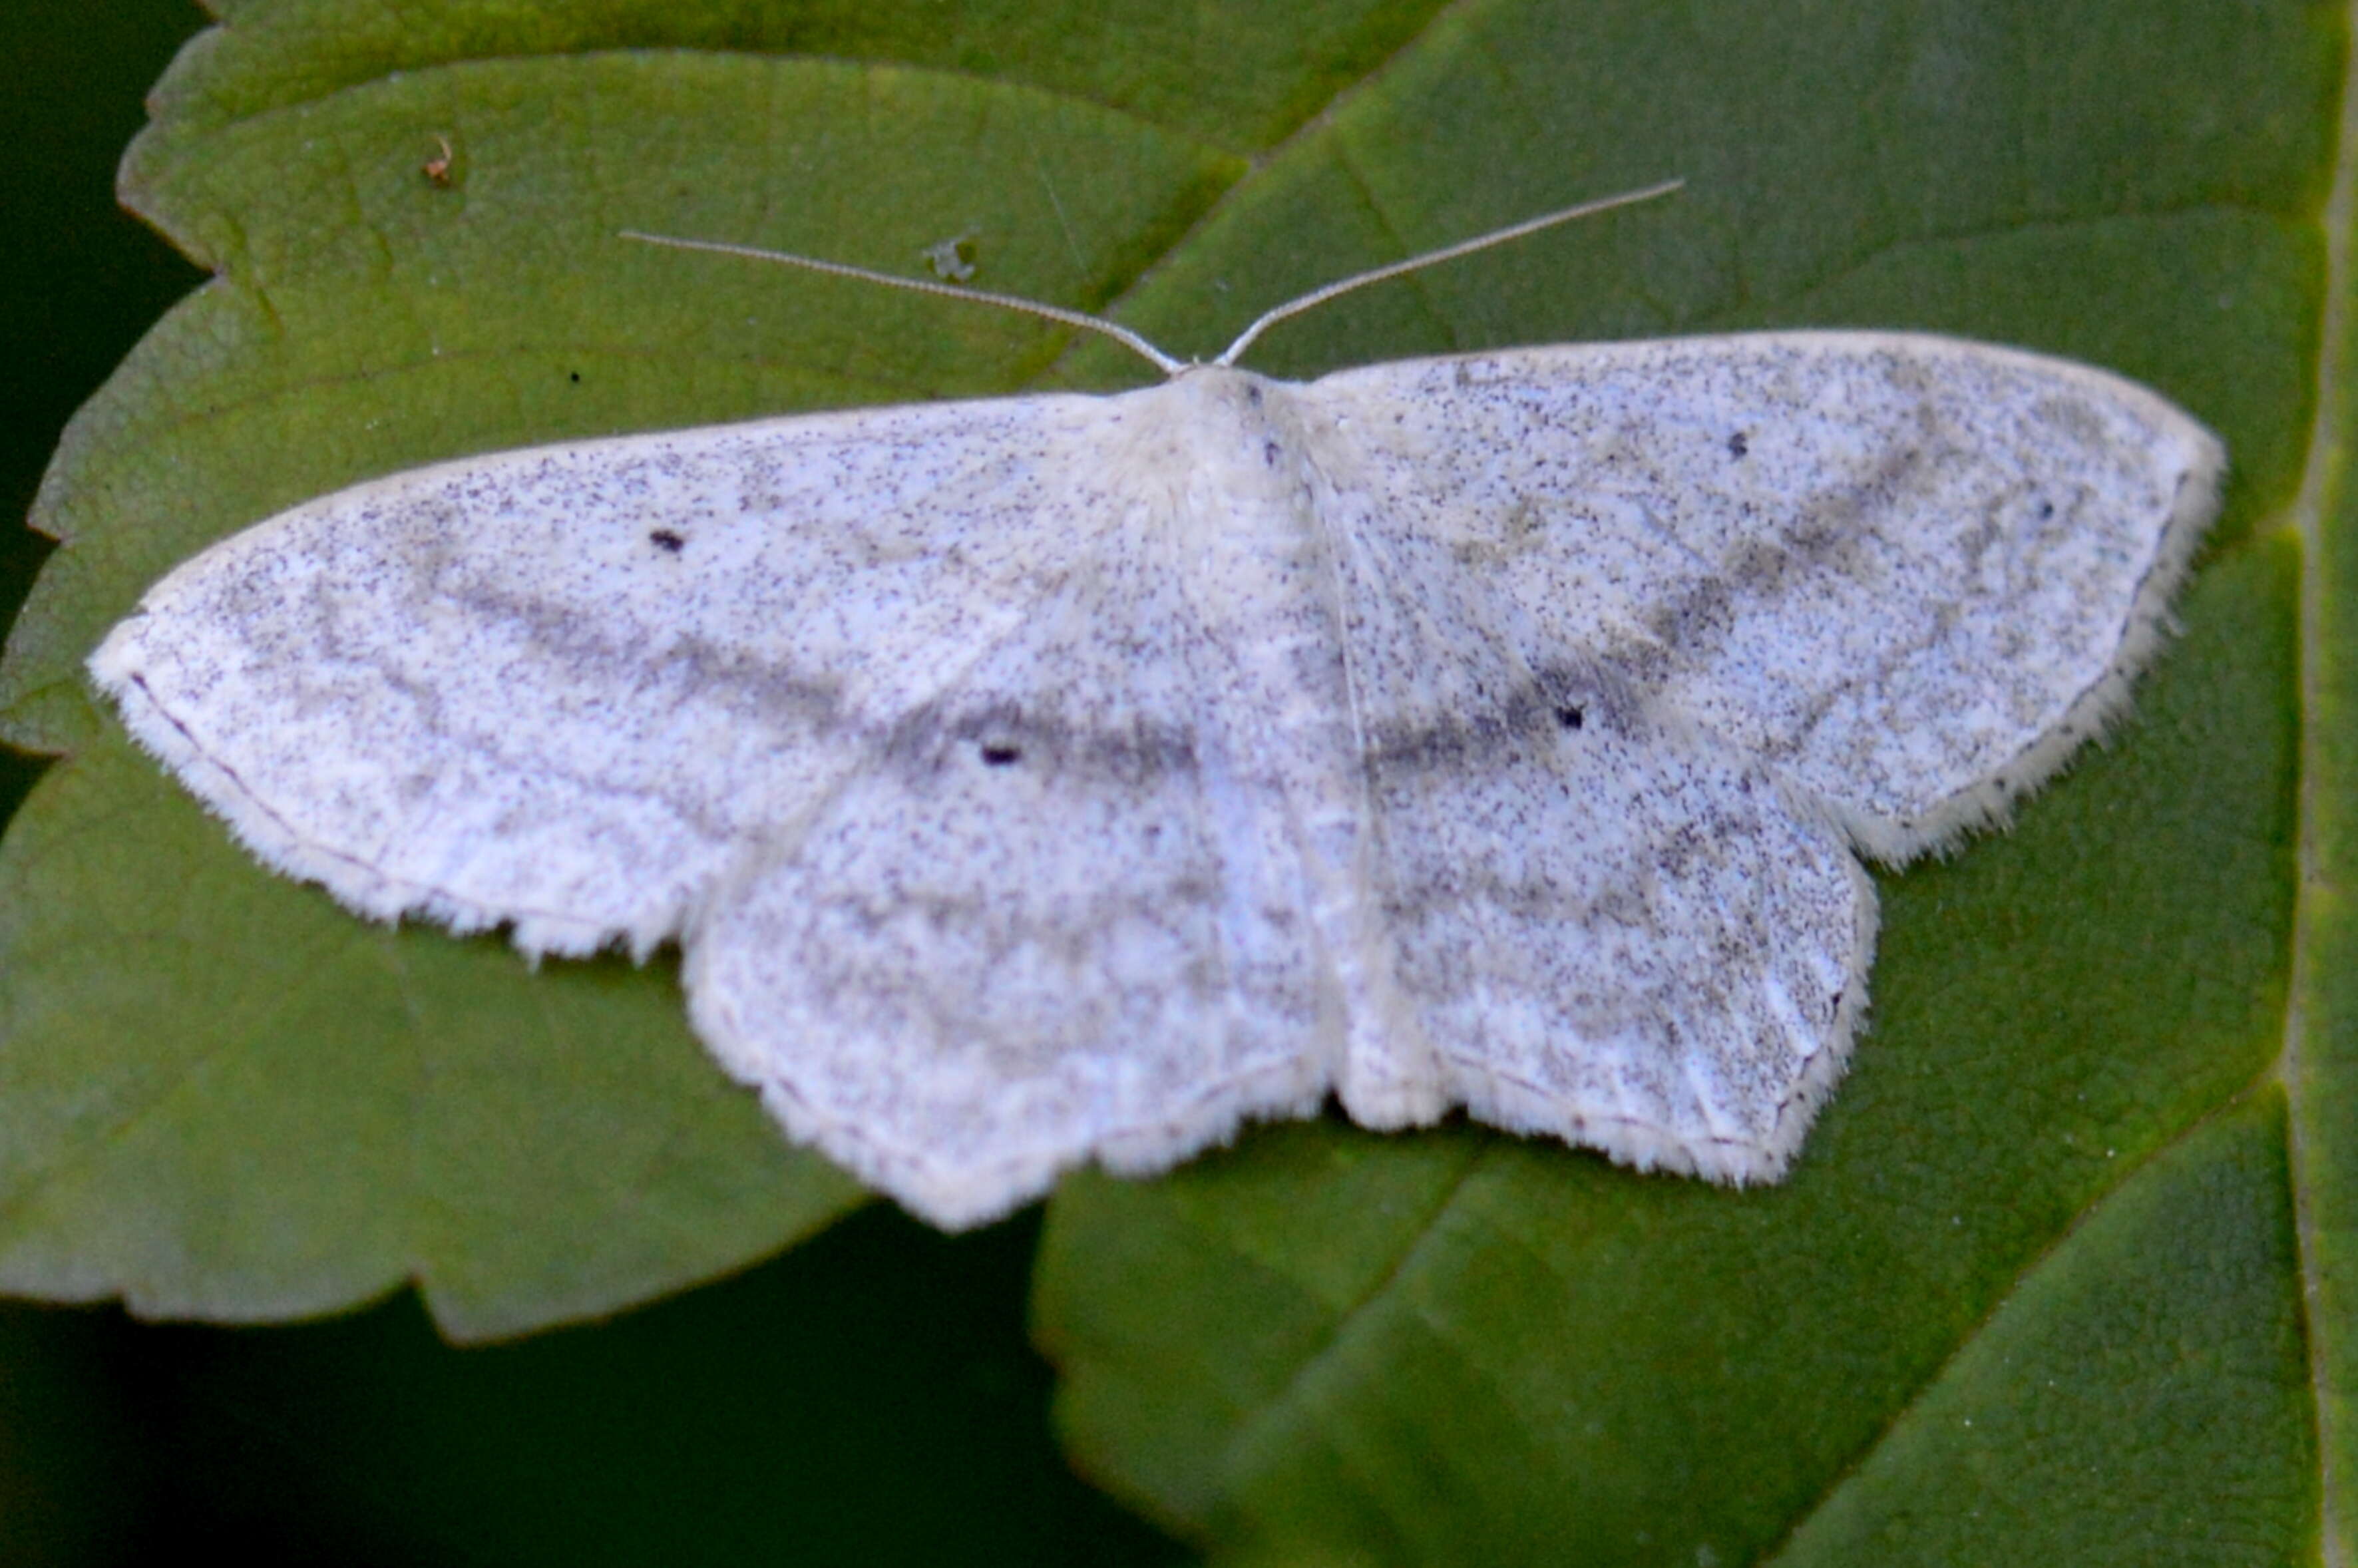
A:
0,0,2343,1557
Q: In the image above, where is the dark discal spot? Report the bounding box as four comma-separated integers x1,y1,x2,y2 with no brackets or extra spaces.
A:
568,371,582,384
648,529,686,553
1544,663,1643,739
1727,432,1749,459
1246,385,1263,406
2038,500,2056,520
1263,441,1282,467
881,702,1198,785
1366,666,1638,773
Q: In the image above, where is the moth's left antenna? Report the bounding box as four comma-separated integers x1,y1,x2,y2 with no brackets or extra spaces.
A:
617,230,1188,376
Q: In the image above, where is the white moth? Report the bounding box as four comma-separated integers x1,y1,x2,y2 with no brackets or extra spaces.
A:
89,184,2223,1228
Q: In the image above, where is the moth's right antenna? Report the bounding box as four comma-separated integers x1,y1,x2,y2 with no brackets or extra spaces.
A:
1212,177,1684,368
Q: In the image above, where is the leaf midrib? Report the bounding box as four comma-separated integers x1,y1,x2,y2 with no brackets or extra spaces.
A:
2283,0,2358,1563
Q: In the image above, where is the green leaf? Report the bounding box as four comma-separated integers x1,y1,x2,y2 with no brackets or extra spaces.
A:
0,0,2345,1560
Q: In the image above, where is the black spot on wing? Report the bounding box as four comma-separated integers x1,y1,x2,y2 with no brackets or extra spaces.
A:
1364,664,1641,773
879,699,1200,786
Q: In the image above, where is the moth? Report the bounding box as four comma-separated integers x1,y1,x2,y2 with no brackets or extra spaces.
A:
91,183,2222,1227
